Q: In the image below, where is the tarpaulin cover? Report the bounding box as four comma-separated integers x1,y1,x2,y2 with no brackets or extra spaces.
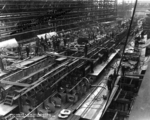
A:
37,32,58,39
0,38,18,49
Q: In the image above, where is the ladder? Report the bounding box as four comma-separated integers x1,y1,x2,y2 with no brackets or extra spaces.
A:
4,93,14,106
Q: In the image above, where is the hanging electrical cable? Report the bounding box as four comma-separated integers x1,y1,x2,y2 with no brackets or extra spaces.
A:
101,0,138,118
116,0,138,76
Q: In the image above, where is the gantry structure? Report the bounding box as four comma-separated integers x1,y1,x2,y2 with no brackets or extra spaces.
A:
0,0,117,43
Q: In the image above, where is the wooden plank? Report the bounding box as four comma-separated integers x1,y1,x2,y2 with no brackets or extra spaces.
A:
14,55,46,68
114,89,122,101
123,75,140,79
1,81,30,87
116,98,131,104
0,55,19,59
108,109,129,116
56,57,67,61
125,74,144,77
114,76,121,85
121,83,134,88
112,112,118,120
46,52,95,61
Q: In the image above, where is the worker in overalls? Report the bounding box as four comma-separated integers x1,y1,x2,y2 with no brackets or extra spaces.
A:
35,39,40,56
84,43,88,57
62,33,66,47
121,65,126,77
40,37,46,52
110,74,115,90
98,52,103,64
66,44,71,56
55,36,58,51
134,57,140,70
0,57,4,71
25,45,30,57
45,34,48,45
88,30,91,40
107,76,112,92
35,44,39,56
90,61,94,73
103,48,109,61
52,36,56,51
57,36,60,51
87,60,94,73
112,32,114,39
17,44,22,59
113,68,117,80
63,36,67,47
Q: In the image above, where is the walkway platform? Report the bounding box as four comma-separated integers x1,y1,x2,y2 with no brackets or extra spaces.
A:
0,71,6,77
0,55,46,78
1,81,30,87
89,49,119,77
0,103,17,116
11,55,46,68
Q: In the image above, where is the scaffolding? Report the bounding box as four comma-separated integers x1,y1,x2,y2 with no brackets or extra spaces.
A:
0,0,117,43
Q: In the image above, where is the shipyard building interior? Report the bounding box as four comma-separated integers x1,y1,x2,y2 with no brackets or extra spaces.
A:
0,0,150,120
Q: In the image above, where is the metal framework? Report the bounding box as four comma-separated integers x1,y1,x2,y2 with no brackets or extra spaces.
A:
0,0,117,42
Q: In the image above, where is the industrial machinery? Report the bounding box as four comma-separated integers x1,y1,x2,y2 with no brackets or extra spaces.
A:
0,23,131,120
